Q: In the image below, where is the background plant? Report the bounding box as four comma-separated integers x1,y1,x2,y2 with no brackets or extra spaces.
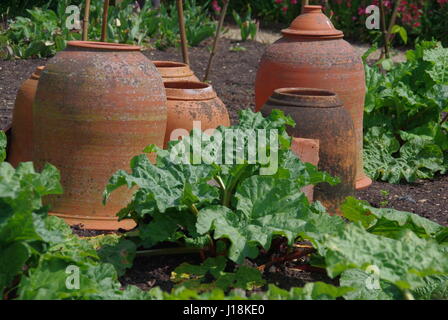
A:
104,110,448,300
232,5,258,41
0,0,216,59
363,41,448,183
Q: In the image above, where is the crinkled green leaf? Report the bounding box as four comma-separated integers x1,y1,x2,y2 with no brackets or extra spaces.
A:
98,239,136,277
341,197,447,241
317,224,448,290
412,275,448,300
251,282,353,300
104,154,219,219
197,176,315,263
340,269,403,300
423,45,448,84
173,257,264,291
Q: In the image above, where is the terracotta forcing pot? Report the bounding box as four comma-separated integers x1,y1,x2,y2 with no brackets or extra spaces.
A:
33,41,167,230
255,5,371,190
153,61,199,82
262,88,356,214
164,81,230,146
7,66,44,167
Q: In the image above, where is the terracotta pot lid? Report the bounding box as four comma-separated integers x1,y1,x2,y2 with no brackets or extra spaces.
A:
153,61,194,78
282,5,343,39
67,41,141,51
269,88,343,108
164,81,217,101
31,66,45,80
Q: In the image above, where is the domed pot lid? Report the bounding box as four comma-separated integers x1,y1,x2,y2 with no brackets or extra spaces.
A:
282,5,343,39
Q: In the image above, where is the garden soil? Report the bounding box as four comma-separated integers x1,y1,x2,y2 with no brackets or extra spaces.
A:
1,38,447,291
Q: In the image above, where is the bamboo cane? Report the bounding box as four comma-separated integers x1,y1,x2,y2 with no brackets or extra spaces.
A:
301,0,309,13
203,0,230,82
386,0,402,43
82,0,91,41
101,0,110,42
379,0,390,59
176,0,190,65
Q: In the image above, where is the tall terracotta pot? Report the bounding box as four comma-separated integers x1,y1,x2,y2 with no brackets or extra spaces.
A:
7,66,44,167
164,81,230,146
33,41,167,230
255,5,371,190
262,88,356,214
153,61,199,82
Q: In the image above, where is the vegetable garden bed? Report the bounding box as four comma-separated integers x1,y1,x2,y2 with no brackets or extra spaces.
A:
1,38,446,227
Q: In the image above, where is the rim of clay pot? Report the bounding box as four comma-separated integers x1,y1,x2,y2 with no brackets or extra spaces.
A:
268,88,343,108
31,66,45,80
164,81,217,101
281,5,344,39
67,41,141,51
153,61,194,78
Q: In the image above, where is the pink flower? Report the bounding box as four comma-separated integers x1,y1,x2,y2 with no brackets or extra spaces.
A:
274,0,283,4
290,0,298,4
211,0,221,13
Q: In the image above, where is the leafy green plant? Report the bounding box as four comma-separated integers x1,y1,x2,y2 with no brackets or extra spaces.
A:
104,109,340,264
363,41,448,183
0,131,6,162
1,0,216,58
0,134,150,300
232,5,257,41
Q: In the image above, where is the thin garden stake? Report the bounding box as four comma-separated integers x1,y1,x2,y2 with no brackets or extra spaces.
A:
386,0,401,43
301,0,309,13
203,0,230,82
176,0,190,65
82,0,91,41
379,0,390,59
101,0,110,42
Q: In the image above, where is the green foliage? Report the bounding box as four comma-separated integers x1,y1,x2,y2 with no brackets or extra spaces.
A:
363,41,448,183
148,281,351,300
2,106,448,300
172,256,265,291
104,109,340,264
0,131,6,162
232,5,257,41
0,135,147,300
1,0,216,58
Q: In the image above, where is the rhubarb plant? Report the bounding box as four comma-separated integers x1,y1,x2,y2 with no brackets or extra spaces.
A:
363,41,448,183
104,109,340,263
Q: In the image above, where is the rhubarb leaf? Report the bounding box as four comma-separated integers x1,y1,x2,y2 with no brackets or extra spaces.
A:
197,176,313,263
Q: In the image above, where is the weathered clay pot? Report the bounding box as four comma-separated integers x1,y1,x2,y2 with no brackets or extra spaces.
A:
291,137,320,202
164,81,230,146
255,5,371,190
7,66,44,167
262,88,356,214
153,61,199,82
33,41,167,230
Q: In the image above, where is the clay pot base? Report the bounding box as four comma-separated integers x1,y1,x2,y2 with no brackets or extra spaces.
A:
49,212,136,231
356,176,373,191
